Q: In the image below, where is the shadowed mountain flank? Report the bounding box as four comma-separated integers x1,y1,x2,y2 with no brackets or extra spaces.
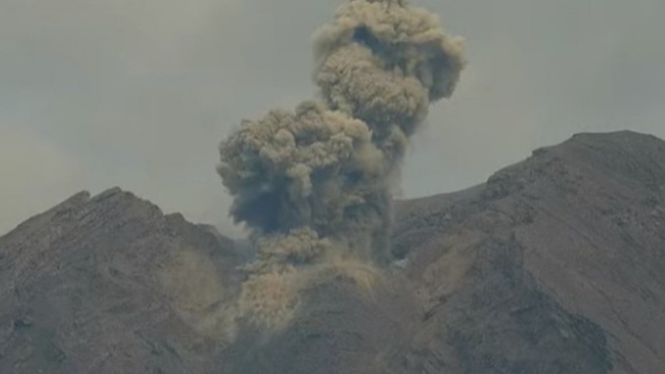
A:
393,131,665,374
0,188,240,373
1,131,664,373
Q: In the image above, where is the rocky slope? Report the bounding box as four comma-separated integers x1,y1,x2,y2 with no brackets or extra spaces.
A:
0,188,240,373
1,131,664,373
391,131,665,374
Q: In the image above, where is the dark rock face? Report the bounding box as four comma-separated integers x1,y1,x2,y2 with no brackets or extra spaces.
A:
393,131,665,374
0,188,239,373
1,131,664,373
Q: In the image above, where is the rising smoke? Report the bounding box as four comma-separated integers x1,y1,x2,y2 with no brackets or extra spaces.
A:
217,0,464,328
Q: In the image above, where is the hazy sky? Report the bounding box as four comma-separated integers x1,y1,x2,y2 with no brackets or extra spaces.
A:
1,0,664,237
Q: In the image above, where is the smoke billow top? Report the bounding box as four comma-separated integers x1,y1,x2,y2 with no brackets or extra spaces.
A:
217,0,464,329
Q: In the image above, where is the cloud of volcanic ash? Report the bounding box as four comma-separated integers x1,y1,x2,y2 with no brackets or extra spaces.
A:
217,0,465,329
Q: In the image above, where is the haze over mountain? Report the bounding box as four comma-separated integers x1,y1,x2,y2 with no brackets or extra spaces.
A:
1,131,664,373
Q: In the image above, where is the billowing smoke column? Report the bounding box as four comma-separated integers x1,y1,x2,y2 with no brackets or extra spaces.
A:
217,0,464,327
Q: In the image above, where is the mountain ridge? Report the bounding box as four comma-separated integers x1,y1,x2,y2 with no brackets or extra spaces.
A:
1,131,664,373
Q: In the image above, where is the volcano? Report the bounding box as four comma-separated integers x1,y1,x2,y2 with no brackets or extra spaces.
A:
1,131,664,374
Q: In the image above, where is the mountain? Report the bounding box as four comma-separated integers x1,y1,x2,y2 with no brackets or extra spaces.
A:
1,131,664,373
0,188,240,373
390,131,665,374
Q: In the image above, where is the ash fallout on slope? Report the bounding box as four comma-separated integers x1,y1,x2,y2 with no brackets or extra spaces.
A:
217,0,464,310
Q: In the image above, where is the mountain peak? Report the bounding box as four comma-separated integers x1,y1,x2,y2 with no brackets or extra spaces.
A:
0,187,238,373
1,132,664,373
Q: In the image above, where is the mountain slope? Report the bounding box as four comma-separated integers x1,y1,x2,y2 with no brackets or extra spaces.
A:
0,188,239,373
1,131,664,374
392,131,665,374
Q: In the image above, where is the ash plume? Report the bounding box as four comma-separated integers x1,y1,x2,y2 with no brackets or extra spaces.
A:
217,0,464,327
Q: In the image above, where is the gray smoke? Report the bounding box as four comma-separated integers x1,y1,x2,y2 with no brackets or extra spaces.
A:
217,0,464,328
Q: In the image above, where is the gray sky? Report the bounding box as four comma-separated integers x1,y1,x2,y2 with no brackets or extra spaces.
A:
1,0,664,237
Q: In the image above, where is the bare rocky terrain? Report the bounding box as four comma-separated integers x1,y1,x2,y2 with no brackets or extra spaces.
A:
1,131,664,373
